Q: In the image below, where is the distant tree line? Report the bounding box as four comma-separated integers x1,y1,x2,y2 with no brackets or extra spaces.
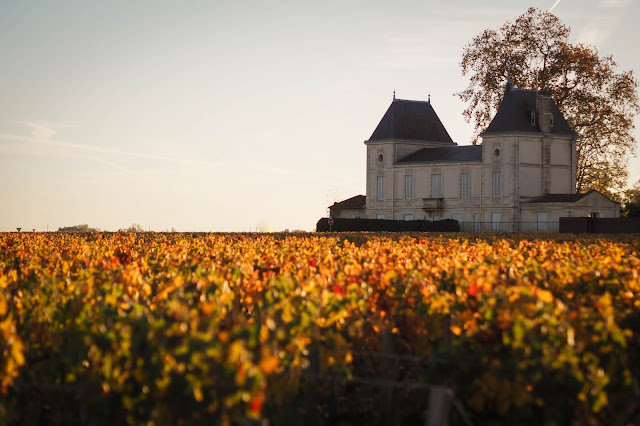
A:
57,223,147,232
57,224,100,232
125,224,144,233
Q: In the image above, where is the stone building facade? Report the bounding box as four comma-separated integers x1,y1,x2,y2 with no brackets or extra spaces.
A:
332,83,619,231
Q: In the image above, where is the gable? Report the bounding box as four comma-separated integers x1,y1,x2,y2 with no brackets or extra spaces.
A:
574,190,620,208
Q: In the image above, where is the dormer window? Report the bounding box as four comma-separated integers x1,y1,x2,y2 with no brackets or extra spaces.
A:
530,110,536,126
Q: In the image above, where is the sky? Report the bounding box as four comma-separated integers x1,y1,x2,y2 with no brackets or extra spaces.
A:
1,0,638,232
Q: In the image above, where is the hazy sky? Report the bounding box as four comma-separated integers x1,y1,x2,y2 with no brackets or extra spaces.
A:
1,0,638,232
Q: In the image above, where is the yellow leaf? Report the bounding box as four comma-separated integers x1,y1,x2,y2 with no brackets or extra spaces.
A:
10,333,25,367
201,301,216,316
193,387,204,402
259,325,269,344
383,270,397,283
259,355,279,374
450,325,462,336
536,289,554,304
0,294,6,317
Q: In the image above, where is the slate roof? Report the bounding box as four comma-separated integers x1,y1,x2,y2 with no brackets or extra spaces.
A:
397,145,482,164
524,192,589,203
329,195,366,210
483,83,576,136
368,99,455,144
524,189,616,204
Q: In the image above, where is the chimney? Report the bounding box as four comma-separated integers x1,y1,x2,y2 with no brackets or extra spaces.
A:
536,88,553,133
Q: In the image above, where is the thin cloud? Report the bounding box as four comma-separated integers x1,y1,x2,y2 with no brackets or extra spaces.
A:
447,6,524,20
576,16,619,45
371,32,459,72
18,121,79,139
3,123,308,183
0,133,191,164
7,121,209,166
598,0,632,7
85,155,130,172
26,122,56,140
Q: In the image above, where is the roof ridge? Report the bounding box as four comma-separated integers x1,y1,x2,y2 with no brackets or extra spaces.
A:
393,98,431,104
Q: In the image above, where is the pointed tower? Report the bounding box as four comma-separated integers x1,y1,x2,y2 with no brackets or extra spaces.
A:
364,95,456,219
480,83,578,226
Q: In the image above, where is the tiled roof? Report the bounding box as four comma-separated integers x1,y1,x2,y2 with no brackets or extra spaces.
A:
368,99,455,144
329,195,366,210
397,145,482,164
482,84,576,136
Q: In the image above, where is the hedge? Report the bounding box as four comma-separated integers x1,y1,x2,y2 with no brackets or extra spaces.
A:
316,217,460,232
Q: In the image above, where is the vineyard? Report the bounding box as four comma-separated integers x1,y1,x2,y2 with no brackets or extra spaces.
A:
1,232,639,425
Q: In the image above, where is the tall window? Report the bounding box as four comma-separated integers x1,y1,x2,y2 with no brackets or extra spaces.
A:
537,212,548,232
377,176,385,200
460,172,469,198
473,213,480,232
405,175,413,200
491,212,502,231
431,174,442,198
492,171,501,198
